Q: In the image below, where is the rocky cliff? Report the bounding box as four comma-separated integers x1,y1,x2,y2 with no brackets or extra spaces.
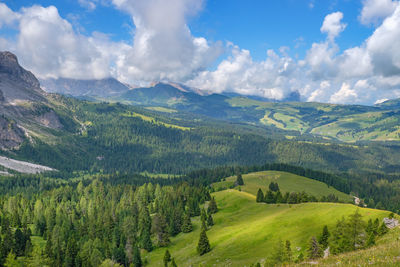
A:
0,51,66,149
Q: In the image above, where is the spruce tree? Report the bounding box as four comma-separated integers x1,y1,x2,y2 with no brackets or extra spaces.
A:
367,231,376,247
264,190,275,204
64,237,77,267
139,206,153,251
200,209,207,230
152,213,170,247
13,228,25,256
163,250,171,267
170,258,177,267
207,197,218,214
285,240,292,263
275,191,283,203
271,239,285,264
132,245,142,267
207,213,214,227
307,236,322,259
330,218,350,255
256,189,264,203
141,229,153,252
366,219,373,234
197,228,211,255
319,225,330,249
181,213,193,233
269,182,279,192
347,210,366,250
373,218,380,235
200,208,207,222
297,252,304,263
378,222,388,236
236,174,244,186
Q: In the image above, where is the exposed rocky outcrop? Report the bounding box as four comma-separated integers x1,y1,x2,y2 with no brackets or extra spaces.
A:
383,217,399,229
0,116,25,149
0,51,41,89
0,51,67,149
35,110,63,129
0,51,45,103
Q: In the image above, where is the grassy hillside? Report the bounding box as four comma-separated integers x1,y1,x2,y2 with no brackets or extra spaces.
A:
144,190,390,266
308,227,400,266
227,97,400,142
212,171,352,202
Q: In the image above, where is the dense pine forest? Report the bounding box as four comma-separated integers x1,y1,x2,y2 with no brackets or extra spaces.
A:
0,177,213,266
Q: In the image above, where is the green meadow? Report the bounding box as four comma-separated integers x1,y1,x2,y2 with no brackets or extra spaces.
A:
212,171,352,202
144,190,389,266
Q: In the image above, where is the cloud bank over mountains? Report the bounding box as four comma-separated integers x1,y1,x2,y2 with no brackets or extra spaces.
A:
0,0,400,104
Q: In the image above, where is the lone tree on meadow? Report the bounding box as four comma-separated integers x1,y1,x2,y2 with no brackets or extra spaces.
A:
235,173,244,186
163,250,171,267
197,228,211,255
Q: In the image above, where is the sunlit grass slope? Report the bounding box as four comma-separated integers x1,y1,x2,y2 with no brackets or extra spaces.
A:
212,171,352,202
303,227,400,266
144,190,389,266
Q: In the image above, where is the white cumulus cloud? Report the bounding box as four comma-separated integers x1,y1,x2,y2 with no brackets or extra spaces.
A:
110,0,223,83
360,0,398,25
320,12,347,41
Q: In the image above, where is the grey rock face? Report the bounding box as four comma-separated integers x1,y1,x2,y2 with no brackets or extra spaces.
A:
0,116,25,150
0,51,41,90
383,218,399,229
0,51,65,149
0,51,45,103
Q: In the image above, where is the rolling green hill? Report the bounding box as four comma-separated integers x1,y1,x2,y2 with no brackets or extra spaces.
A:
144,190,390,266
227,97,400,142
212,171,352,202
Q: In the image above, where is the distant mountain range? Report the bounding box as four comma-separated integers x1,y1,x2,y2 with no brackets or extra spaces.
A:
2,51,400,176
39,76,400,142
40,77,131,99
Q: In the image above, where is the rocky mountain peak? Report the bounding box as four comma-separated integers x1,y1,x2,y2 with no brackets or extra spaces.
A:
0,51,41,89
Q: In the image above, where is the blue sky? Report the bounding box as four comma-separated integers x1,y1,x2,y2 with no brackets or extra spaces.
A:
0,0,400,104
4,0,372,58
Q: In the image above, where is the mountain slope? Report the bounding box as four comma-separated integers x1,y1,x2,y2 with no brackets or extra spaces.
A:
0,51,68,150
144,189,390,266
40,77,130,98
